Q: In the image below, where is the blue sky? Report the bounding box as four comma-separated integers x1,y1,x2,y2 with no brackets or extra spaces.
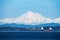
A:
0,0,60,18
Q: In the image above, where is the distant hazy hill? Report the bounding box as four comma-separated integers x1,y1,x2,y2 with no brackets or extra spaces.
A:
41,23,60,27
0,23,60,28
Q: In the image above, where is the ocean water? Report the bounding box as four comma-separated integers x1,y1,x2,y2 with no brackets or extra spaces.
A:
0,31,60,40
0,39,56,40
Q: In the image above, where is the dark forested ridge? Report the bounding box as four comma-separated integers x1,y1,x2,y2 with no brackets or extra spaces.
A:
0,23,60,31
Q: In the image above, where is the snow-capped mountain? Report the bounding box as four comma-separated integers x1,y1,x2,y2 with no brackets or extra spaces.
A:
0,11,60,25
0,11,52,25
15,11,52,25
53,17,60,23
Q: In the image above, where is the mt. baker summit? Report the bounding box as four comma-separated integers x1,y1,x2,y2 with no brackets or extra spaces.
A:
0,11,60,25
15,11,52,24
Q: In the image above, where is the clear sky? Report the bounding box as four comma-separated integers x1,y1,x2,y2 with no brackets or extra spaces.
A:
0,0,60,18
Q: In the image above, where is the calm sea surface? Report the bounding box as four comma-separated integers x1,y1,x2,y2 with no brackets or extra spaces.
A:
0,31,60,40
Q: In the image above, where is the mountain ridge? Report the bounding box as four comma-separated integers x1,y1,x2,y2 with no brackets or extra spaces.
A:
0,11,60,25
0,23,60,28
